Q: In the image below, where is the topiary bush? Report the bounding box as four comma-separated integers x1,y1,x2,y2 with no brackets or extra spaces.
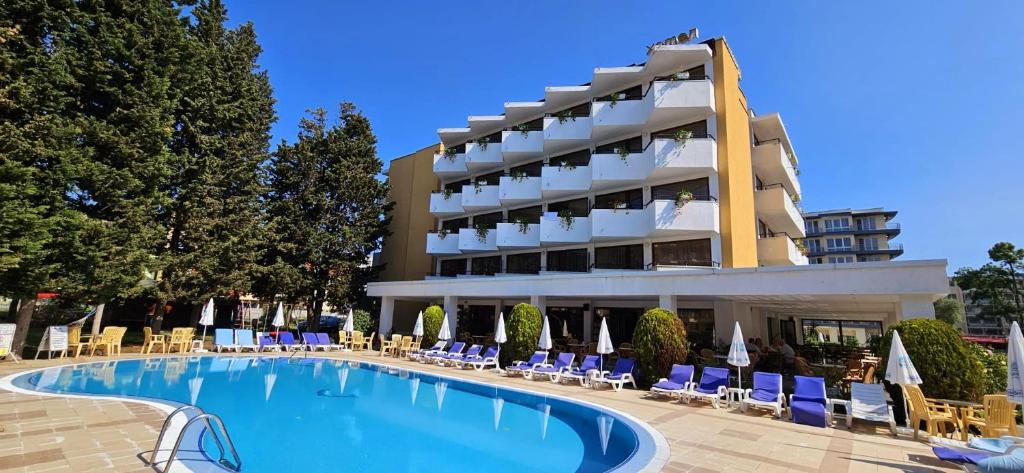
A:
500,303,542,367
632,308,688,388
421,305,445,348
352,309,374,334
878,319,985,401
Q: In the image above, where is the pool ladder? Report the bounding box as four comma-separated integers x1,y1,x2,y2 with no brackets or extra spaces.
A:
148,405,242,472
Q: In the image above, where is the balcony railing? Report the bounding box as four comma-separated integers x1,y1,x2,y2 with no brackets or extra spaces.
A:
806,243,905,257
804,222,900,236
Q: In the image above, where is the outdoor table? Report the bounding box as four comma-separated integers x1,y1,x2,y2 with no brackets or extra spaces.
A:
726,387,745,408
830,399,853,428
932,398,983,440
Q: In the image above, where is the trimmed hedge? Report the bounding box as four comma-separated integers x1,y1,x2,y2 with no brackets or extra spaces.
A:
632,308,688,388
879,319,985,401
500,303,542,367
421,305,445,347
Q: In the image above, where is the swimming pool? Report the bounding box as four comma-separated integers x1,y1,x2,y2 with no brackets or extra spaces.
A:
7,356,664,472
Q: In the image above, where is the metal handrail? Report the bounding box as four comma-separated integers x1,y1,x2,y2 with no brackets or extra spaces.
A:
149,406,241,473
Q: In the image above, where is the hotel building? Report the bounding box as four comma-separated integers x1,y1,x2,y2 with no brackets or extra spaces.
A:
369,36,948,349
801,208,903,264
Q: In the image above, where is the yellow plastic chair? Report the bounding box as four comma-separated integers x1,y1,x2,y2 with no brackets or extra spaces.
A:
68,325,90,358
167,328,195,353
381,334,402,357
362,332,375,351
90,327,126,356
963,395,1019,439
398,336,414,358
142,327,167,354
337,331,350,350
904,385,958,440
350,331,364,351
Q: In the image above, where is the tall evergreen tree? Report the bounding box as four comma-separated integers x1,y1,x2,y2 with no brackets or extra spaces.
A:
264,105,392,330
151,0,275,329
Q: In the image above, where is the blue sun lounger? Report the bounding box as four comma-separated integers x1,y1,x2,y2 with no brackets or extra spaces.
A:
527,352,575,381
740,372,785,417
214,328,238,353
558,355,601,385
592,358,637,391
789,375,830,427
438,344,480,366
278,332,302,351
683,366,729,407
455,345,499,371
649,364,695,399
424,342,465,363
506,351,547,376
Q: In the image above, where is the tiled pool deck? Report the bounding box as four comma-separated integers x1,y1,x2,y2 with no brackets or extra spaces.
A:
0,351,957,472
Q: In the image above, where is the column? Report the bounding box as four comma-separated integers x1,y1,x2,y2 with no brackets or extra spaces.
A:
530,295,547,314
378,296,395,336
658,295,678,314
443,295,459,338
583,304,594,343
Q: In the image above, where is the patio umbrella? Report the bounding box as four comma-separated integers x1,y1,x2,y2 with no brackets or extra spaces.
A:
596,317,614,373
539,315,552,351
884,330,922,386
272,302,285,342
412,311,424,338
438,314,452,341
727,321,751,390
197,298,214,353
597,414,615,455
494,312,507,371
435,381,448,411
492,396,504,430
1008,322,1024,404
343,308,355,334
409,377,421,405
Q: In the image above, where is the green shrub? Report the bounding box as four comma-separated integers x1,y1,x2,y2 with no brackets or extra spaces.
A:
632,308,688,388
500,303,542,367
351,309,374,334
967,342,1008,395
421,305,445,347
878,319,984,401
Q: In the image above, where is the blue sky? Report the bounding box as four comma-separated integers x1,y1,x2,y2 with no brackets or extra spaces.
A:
224,0,1023,272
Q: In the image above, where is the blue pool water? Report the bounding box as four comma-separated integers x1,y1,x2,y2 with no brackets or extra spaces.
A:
11,356,658,472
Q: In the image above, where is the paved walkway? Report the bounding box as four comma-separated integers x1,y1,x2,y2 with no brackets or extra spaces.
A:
0,351,957,472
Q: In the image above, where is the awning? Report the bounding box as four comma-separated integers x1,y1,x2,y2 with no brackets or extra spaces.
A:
962,335,1007,345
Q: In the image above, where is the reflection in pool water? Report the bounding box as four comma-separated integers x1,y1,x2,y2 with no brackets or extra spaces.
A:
12,356,657,472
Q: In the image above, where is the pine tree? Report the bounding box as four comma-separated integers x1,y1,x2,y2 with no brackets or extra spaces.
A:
152,0,275,328
264,105,392,330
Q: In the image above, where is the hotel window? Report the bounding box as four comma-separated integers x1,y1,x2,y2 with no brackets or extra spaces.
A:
439,258,467,277
678,308,715,349
805,220,820,234
509,161,543,177
548,149,591,167
858,255,884,262
594,188,643,210
470,255,501,276
801,319,883,347
805,239,822,253
443,178,470,193
546,248,589,272
595,136,643,155
596,84,642,102
856,217,877,231
651,177,712,201
652,120,709,140
547,197,589,218
824,217,850,232
508,205,543,224
506,252,541,274
472,211,503,229
653,239,713,267
440,217,467,233
826,237,852,251
827,255,854,264
858,237,879,251
594,244,644,270
809,257,824,264
475,170,503,186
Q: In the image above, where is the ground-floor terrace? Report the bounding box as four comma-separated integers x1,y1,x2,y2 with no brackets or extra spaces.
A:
0,350,959,473
369,260,950,360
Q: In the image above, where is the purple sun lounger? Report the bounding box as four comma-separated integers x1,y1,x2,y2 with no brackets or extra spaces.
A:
527,352,575,381
506,351,547,376
649,364,695,398
789,375,830,427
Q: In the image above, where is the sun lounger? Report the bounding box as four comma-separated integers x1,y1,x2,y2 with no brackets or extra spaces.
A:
455,346,499,371
258,335,281,352
932,436,1024,472
424,342,465,363
850,382,896,434
506,351,547,377
214,328,239,353
558,355,601,385
740,372,785,417
649,364,695,399
236,329,259,352
438,344,481,366
592,358,637,391
316,333,343,351
302,332,329,351
789,375,830,428
409,341,446,360
683,366,729,408
278,332,303,351
527,352,575,381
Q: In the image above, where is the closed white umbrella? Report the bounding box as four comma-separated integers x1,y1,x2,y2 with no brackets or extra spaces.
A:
597,414,615,455
494,312,507,371
343,308,355,334
438,314,452,341
1008,322,1024,404
412,311,424,338
197,298,214,353
492,396,504,430
272,302,285,342
538,316,552,351
727,321,751,390
435,381,448,411
885,330,922,386
596,317,614,373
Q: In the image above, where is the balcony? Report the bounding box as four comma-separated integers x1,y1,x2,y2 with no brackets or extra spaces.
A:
592,99,647,140
541,165,592,198
426,232,461,255
501,130,544,163
649,199,720,236
539,214,591,245
432,152,467,178
464,141,503,171
590,208,650,240
495,222,540,249
755,185,806,237
647,79,716,129
460,184,500,211
752,141,800,199
498,176,541,204
590,152,652,190
429,192,464,217
542,116,592,154
757,235,808,266
650,137,718,180
803,223,901,237
457,228,497,253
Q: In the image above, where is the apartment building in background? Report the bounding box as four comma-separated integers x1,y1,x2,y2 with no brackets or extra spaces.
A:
370,34,947,349
801,208,903,264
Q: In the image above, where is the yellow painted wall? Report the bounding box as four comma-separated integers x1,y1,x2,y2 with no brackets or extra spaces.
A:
712,38,759,268
377,144,439,282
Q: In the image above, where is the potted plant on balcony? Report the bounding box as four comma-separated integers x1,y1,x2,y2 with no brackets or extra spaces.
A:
475,138,489,151
605,91,623,108
557,209,575,230
442,147,458,162
794,239,808,256
442,188,454,200
669,71,691,81
616,146,631,163
558,160,576,171
555,109,575,125
672,129,692,148
610,198,626,212
473,222,490,243
514,216,531,234
515,123,531,139
510,170,528,182
473,181,484,194
436,227,450,240
674,190,694,211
